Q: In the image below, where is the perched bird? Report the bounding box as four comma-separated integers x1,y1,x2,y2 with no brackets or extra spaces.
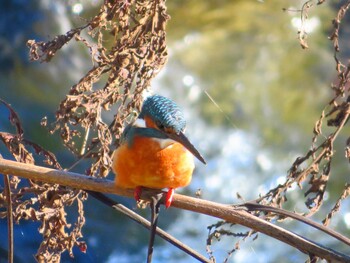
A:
112,95,206,207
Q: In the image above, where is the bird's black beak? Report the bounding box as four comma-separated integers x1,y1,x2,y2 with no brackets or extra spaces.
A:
166,131,206,164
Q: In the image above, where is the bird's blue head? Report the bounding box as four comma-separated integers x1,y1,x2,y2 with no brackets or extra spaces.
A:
139,95,186,134
136,95,206,164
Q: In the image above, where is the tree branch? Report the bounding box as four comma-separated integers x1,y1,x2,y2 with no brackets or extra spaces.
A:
0,158,349,262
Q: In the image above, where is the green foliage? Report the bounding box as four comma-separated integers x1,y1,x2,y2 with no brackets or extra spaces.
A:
167,0,335,147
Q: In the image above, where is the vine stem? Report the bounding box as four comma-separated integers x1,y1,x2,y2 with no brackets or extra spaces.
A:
4,173,13,263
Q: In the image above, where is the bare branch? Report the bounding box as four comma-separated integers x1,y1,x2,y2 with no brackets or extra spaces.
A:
0,158,349,262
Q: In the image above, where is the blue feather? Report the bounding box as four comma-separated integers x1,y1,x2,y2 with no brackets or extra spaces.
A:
121,126,168,147
139,95,186,134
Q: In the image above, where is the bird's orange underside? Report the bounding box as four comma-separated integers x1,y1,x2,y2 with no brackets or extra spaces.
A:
113,136,195,190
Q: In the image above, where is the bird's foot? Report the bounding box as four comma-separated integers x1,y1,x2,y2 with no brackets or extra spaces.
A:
134,186,174,208
134,186,143,202
165,188,174,208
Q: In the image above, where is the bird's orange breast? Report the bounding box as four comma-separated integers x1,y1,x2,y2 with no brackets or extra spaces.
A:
112,136,195,190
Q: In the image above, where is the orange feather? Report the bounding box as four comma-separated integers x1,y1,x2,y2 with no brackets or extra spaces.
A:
112,136,195,190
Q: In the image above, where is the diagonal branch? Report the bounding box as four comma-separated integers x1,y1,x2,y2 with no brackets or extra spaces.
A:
0,158,349,262
88,191,210,263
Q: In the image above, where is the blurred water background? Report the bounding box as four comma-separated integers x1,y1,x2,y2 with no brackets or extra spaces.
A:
0,1,349,262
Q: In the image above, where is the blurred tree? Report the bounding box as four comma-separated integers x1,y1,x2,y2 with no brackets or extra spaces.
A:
166,0,334,149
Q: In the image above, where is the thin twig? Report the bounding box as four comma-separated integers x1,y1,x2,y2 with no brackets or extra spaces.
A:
147,195,162,263
240,202,350,247
4,174,13,263
80,126,90,156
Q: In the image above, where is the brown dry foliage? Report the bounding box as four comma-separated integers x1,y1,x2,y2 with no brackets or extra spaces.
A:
28,0,169,178
260,0,350,216
2,0,169,261
206,1,350,261
0,99,86,262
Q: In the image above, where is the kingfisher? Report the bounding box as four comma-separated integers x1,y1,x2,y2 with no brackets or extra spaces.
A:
112,95,206,208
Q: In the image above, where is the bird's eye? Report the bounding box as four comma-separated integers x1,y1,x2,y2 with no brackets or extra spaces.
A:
156,120,165,130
